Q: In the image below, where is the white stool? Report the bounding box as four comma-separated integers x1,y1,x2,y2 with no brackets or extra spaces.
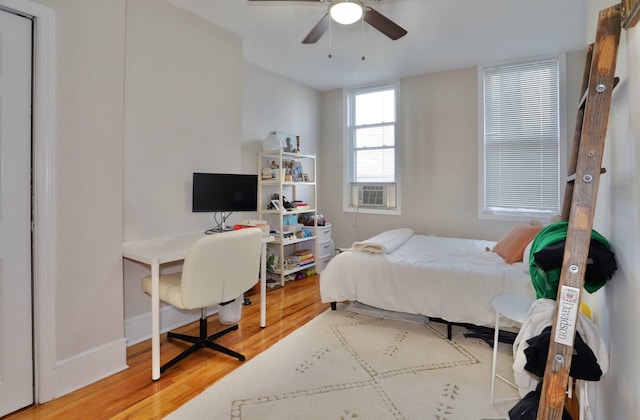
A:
490,293,534,405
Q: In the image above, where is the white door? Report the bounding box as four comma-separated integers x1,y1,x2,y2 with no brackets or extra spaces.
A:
0,8,34,417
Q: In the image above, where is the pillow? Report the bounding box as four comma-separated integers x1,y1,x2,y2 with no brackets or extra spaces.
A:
493,222,543,264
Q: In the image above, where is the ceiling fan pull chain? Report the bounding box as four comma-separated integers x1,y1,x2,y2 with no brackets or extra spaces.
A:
328,17,333,59
361,15,366,61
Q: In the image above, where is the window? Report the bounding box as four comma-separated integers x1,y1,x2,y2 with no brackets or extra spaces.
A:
479,57,565,220
344,84,399,214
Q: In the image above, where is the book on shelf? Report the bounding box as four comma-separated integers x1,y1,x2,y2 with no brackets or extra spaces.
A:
288,249,314,265
289,252,313,259
290,250,312,259
289,255,314,264
292,248,312,256
296,259,315,267
292,201,310,210
289,259,315,268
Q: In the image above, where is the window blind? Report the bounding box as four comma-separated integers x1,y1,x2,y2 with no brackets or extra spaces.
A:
483,58,560,215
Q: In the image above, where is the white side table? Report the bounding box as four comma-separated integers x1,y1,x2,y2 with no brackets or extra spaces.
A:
490,293,534,404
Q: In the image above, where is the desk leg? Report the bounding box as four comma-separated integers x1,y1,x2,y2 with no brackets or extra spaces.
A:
151,260,161,380
260,242,267,328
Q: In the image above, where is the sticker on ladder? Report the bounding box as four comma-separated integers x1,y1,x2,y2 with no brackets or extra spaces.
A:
554,285,581,346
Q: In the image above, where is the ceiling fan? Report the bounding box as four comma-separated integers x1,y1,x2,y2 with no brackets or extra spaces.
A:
248,0,408,44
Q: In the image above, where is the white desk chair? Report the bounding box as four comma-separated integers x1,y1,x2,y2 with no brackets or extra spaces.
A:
141,228,262,376
490,293,534,405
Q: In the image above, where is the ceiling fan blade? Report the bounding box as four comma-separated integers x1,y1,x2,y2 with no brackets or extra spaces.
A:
363,7,407,40
302,13,330,44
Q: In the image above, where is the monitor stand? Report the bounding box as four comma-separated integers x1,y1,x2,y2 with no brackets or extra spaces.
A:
205,212,234,234
205,226,233,235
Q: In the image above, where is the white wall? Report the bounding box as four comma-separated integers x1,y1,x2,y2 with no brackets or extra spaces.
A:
319,53,585,248
122,0,243,329
586,1,640,418
241,63,321,175
123,0,243,242
27,0,127,398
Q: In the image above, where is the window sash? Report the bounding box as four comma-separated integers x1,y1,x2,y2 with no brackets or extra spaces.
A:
349,87,397,184
483,58,560,215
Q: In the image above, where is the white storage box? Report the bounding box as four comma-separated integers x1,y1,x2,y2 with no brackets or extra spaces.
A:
314,224,331,242
317,239,334,259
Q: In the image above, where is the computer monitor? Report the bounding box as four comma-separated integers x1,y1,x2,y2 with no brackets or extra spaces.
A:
192,173,258,213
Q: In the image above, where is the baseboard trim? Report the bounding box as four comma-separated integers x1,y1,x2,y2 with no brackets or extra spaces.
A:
125,305,219,347
53,338,127,399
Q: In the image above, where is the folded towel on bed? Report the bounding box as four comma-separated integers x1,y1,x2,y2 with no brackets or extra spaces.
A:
351,242,385,254
351,228,414,254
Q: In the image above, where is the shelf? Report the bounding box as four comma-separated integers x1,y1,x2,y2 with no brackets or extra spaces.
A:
270,262,316,277
260,149,316,160
284,208,316,215
258,148,318,286
259,208,316,215
271,235,316,246
260,180,316,186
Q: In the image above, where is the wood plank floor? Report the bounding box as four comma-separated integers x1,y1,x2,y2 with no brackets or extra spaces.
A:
5,275,329,420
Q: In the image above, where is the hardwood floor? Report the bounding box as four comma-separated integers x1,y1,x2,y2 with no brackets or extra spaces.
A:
5,275,329,420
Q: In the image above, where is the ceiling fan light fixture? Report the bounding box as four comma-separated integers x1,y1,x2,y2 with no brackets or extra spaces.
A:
329,0,364,25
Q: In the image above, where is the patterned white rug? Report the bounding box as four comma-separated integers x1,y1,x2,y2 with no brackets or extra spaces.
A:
166,306,519,419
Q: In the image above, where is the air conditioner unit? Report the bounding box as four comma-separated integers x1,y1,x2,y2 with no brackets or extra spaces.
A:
350,184,397,208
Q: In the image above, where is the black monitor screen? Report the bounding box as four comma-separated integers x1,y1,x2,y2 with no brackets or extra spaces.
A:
192,173,258,212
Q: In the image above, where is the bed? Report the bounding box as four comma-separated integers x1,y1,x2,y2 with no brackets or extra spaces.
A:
319,228,537,329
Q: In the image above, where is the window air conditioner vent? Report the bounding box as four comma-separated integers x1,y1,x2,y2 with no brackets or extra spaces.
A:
350,184,397,209
360,185,385,206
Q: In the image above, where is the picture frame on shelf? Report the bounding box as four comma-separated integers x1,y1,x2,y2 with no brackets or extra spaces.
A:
270,199,282,212
292,162,304,182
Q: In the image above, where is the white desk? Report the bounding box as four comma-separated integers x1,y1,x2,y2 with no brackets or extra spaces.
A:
123,231,273,380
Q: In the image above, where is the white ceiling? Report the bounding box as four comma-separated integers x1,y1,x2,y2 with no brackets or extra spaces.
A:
166,0,587,91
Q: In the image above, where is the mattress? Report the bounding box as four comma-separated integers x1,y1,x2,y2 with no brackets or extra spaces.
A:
319,229,536,327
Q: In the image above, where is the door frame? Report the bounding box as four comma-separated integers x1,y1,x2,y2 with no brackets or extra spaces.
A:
0,0,56,404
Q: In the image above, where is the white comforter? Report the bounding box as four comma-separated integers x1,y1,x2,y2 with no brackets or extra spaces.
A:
320,231,536,327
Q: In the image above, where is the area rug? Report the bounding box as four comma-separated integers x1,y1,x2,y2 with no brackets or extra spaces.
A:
165,306,519,419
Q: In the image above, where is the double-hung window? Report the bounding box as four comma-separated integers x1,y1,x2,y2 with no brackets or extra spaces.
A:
344,83,399,214
479,57,565,220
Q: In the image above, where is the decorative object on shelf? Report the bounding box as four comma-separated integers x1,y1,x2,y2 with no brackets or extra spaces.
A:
261,166,274,180
292,135,301,153
300,213,327,227
284,136,293,152
275,132,297,153
268,200,282,211
292,162,304,181
262,133,282,151
266,254,276,272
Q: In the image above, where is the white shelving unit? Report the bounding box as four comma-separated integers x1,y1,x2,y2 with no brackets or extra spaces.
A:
258,149,318,286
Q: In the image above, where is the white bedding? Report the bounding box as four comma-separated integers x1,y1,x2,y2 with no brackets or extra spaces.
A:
320,231,536,327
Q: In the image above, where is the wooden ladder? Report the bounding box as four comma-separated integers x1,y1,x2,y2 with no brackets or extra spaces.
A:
537,5,621,419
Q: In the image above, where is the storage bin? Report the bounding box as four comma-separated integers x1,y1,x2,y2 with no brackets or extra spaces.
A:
314,224,332,242
317,239,334,259
218,295,243,325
